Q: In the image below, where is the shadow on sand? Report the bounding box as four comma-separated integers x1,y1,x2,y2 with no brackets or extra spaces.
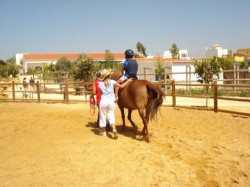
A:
85,122,147,141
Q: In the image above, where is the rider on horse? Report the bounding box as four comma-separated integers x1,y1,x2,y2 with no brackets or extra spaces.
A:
115,49,138,101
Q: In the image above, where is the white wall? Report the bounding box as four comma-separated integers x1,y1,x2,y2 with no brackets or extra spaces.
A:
163,51,172,58
15,54,24,65
172,62,196,82
163,50,190,59
206,45,228,58
23,60,57,72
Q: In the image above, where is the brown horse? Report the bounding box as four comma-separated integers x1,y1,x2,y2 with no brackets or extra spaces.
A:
111,73,164,140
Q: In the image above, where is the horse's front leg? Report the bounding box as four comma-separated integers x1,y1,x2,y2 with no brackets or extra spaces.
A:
127,109,138,130
119,106,126,131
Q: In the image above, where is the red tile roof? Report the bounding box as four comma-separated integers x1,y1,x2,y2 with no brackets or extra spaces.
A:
23,53,125,61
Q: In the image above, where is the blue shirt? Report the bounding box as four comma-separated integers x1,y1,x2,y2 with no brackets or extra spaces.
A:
122,58,138,78
123,60,130,77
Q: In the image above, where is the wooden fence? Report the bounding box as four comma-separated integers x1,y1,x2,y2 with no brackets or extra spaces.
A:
163,80,250,116
1,80,250,116
0,81,92,103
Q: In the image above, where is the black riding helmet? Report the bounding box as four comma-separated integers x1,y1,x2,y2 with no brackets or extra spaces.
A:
125,49,134,58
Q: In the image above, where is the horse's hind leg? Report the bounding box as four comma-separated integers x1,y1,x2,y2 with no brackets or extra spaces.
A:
138,109,148,135
127,109,138,130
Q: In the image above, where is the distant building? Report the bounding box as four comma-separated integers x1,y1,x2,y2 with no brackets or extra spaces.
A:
136,57,195,83
236,48,250,61
227,54,245,62
237,48,250,55
16,52,198,83
163,50,190,60
205,44,228,58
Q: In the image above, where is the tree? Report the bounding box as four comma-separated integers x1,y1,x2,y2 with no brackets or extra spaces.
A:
55,57,72,72
72,54,95,81
7,62,19,78
26,68,39,76
239,61,250,69
0,57,20,79
194,57,221,85
219,57,234,70
6,57,19,78
136,42,147,57
0,60,7,79
0,59,5,66
155,56,164,82
194,57,221,107
43,63,56,72
103,50,115,69
169,43,179,59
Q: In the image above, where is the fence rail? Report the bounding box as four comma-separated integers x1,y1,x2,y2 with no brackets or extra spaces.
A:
162,80,250,116
1,80,250,116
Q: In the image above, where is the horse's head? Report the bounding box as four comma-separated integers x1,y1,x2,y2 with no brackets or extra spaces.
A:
85,82,94,91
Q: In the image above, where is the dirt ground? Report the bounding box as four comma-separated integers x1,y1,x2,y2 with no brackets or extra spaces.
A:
0,102,250,187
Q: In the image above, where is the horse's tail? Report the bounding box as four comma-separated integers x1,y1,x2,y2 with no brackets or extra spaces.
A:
146,81,164,122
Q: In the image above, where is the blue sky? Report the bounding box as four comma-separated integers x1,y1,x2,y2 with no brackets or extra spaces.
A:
0,0,250,60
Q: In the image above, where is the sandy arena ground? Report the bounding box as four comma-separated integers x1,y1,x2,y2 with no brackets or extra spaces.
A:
0,102,250,186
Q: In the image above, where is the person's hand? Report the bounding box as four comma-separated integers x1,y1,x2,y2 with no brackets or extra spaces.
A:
127,78,133,82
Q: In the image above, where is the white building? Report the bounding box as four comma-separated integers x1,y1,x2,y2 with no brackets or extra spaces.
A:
205,44,228,58
16,53,24,66
136,58,195,83
163,49,190,60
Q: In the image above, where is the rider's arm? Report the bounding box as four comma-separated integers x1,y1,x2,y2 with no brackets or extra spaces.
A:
121,60,127,75
121,67,125,75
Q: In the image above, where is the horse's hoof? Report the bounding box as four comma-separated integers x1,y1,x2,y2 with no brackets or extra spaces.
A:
144,135,150,143
135,134,150,142
136,135,144,140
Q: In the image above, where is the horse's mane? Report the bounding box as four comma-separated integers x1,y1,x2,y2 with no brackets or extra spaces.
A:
84,72,122,92
111,72,122,81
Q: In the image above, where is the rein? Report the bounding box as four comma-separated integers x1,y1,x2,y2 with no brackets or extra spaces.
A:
89,95,97,115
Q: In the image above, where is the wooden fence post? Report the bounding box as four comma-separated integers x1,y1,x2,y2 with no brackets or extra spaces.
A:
186,66,191,93
36,81,40,102
171,80,176,107
65,81,69,102
213,80,218,113
144,68,146,80
12,81,15,101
